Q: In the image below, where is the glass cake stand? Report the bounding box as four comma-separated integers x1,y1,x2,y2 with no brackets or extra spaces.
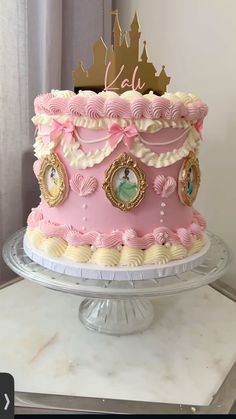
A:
3,228,232,335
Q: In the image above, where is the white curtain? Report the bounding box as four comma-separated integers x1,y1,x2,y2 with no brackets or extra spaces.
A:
0,0,30,281
0,0,62,282
0,0,111,282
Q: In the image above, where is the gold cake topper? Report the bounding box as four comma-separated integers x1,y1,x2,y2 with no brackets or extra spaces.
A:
73,10,170,95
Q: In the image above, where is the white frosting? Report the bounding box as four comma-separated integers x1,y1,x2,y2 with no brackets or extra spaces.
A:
132,127,199,169
162,91,200,104
98,91,118,99
34,126,199,168
120,90,143,101
32,114,190,132
33,137,55,158
77,90,97,97
49,90,201,104
51,90,76,98
143,91,156,100
62,140,114,169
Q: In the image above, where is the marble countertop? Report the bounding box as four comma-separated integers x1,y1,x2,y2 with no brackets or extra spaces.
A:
0,280,235,410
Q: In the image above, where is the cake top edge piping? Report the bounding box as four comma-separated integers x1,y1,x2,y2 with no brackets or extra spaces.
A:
34,89,208,121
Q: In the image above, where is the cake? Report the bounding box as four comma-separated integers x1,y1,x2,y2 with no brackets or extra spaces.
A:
25,12,208,271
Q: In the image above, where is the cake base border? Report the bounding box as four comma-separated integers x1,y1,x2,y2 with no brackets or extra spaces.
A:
23,233,210,281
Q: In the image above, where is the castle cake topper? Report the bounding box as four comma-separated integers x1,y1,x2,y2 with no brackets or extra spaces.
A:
73,10,171,95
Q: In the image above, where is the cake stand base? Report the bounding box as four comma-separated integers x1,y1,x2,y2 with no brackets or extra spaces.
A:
2,229,232,336
79,298,154,335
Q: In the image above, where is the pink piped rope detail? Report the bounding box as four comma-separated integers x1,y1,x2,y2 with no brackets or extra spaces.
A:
28,207,207,249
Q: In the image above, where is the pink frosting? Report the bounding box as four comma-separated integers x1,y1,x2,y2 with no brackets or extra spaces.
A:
193,209,207,230
37,133,200,237
122,229,154,248
28,206,205,249
34,92,208,123
33,159,41,177
164,101,188,121
85,96,105,119
66,230,98,246
105,97,131,118
27,206,43,229
153,175,176,198
68,95,87,116
69,174,98,196
39,220,71,238
34,93,54,114
153,227,179,245
48,97,68,114
189,222,202,238
151,97,170,119
162,177,177,198
94,231,123,248
130,98,151,118
153,175,166,195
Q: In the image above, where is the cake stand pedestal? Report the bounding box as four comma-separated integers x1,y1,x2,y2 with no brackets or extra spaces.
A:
3,229,232,335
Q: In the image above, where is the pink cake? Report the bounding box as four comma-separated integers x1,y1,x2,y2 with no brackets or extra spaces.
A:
26,88,208,267
25,13,208,269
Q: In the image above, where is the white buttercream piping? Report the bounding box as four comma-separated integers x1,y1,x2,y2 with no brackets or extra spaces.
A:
32,114,191,132
131,127,199,168
34,126,199,168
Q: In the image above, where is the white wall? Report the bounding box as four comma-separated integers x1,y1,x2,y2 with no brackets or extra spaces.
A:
115,0,236,288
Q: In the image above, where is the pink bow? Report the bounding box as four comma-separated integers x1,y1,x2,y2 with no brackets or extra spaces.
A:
49,119,76,145
108,123,138,149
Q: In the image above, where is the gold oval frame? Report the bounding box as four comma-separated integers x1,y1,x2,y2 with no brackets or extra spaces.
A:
103,153,147,212
178,151,201,206
38,153,68,207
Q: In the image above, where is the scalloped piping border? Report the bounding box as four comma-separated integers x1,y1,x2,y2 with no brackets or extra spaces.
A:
26,227,207,267
33,90,208,124
27,206,207,249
